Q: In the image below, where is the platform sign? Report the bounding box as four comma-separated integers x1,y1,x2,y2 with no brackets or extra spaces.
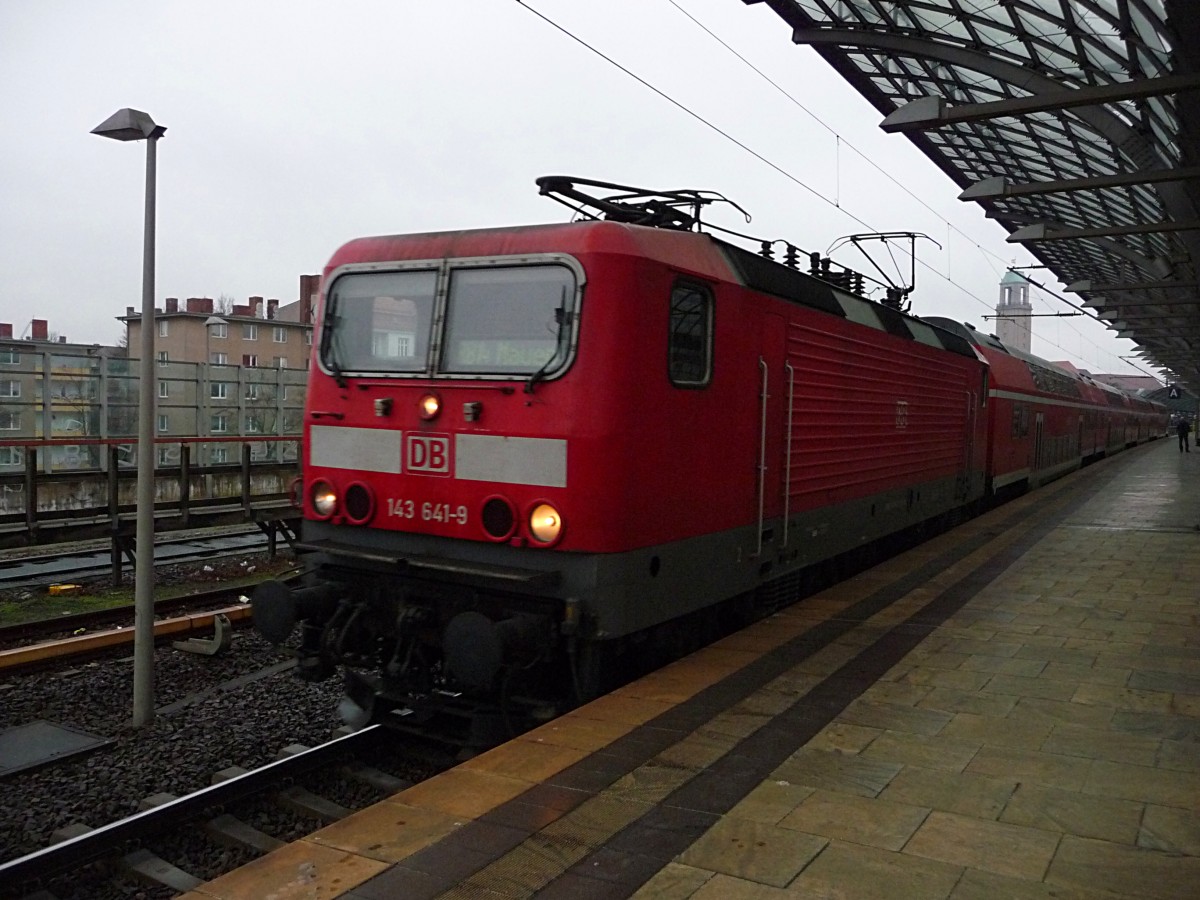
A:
1168,384,1181,399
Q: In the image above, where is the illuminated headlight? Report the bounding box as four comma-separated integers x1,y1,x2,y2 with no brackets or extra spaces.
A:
311,480,338,518
419,393,441,420
528,502,563,544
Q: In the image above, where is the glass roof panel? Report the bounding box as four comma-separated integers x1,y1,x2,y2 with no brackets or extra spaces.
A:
970,22,1020,50
1129,4,1170,55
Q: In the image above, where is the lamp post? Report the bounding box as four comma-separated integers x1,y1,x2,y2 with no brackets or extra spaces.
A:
92,108,166,727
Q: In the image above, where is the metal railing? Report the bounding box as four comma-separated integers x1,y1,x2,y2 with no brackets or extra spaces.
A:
0,437,302,576
0,349,306,474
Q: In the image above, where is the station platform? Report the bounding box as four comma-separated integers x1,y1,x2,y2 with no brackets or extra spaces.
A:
183,438,1200,900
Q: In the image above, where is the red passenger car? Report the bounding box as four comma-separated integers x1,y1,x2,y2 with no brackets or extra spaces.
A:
926,320,1168,494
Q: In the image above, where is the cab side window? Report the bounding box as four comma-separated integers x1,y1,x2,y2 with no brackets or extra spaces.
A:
669,281,713,387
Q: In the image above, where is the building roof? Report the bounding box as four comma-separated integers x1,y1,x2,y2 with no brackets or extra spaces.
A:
1084,372,1164,393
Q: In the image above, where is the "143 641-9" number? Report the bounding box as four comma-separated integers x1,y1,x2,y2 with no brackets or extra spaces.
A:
386,498,467,525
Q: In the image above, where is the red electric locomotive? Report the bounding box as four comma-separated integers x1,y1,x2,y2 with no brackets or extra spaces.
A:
254,177,1159,744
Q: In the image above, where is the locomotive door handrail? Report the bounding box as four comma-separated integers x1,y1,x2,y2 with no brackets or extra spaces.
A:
783,362,795,546
756,356,768,558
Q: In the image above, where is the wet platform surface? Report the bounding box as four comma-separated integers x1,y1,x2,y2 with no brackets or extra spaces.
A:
183,439,1200,899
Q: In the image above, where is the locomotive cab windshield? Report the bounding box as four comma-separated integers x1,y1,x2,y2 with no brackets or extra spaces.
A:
321,261,580,380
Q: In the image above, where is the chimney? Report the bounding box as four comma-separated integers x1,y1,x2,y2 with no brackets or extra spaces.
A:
31,319,48,341
250,296,264,318
0,324,10,338
267,299,279,320
299,274,320,325
233,304,252,317
127,306,135,317
58,335,67,343
165,297,178,313
186,298,202,313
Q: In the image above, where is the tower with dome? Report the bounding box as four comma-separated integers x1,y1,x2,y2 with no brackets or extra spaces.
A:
995,269,1033,353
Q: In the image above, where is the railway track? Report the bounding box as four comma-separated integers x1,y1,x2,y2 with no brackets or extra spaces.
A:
0,586,254,648
0,528,276,590
0,724,444,899
0,578,300,675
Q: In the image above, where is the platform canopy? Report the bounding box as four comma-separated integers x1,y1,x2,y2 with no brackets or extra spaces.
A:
743,0,1200,394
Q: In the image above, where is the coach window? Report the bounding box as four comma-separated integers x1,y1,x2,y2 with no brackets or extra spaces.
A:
323,270,437,374
669,281,712,387
441,265,577,376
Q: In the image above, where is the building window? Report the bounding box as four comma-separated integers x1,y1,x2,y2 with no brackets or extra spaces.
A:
158,381,169,399
0,412,20,430
50,379,92,401
156,446,174,466
245,383,260,400
305,330,313,346
0,347,19,365
243,324,258,341
211,382,229,400
273,326,287,343
245,415,262,433
211,415,228,434
668,281,713,387
157,351,169,364
212,446,229,464
0,380,19,398
157,414,169,432
158,320,169,337
210,322,227,338
273,357,287,369
243,354,258,367
211,352,228,365
0,446,23,466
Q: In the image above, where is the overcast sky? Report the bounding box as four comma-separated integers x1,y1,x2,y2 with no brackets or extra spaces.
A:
0,0,1154,377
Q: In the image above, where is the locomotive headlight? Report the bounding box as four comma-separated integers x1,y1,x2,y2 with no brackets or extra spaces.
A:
528,502,563,544
419,393,441,420
311,480,338,518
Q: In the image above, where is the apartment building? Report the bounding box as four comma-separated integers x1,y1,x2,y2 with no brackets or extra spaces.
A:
118,276,317,466
0,319,125,471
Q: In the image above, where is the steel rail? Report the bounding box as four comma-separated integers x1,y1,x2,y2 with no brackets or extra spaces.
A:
0,725,384,888
0,530,275,590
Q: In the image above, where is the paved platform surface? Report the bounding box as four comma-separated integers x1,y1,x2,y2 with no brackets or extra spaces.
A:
183,439,1200,899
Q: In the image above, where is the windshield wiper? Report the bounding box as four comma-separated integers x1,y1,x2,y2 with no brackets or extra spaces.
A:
526,289,571,394
319,310,349,389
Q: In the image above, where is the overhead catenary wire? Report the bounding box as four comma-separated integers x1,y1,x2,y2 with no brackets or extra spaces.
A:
660,1,1126,361
512,0,1138,373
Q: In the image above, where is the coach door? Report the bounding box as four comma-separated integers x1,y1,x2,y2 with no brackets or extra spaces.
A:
1033,412,1045,474
756,312,788,556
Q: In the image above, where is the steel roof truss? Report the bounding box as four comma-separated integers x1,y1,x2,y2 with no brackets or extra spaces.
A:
880,74,1200,133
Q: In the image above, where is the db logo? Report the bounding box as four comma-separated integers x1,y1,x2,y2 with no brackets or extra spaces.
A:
406,434,451,475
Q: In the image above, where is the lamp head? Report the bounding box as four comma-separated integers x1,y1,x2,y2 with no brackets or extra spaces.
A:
92,108,166,142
